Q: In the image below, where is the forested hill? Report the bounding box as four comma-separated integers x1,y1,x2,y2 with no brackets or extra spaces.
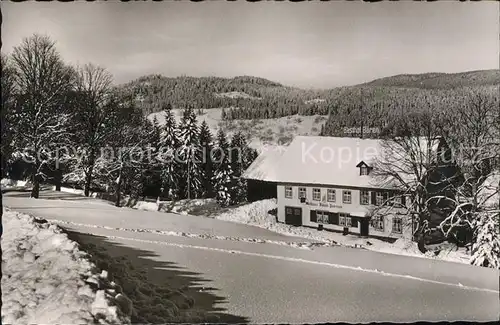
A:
118,70,500,121
360,69,500,89
118,74,329,116
320,69,500,137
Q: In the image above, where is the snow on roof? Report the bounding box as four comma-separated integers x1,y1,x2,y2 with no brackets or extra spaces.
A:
272,136,384,188
242,146,286,182
243,135,443,189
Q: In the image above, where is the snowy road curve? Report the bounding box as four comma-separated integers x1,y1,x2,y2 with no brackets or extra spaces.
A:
4,191,499,323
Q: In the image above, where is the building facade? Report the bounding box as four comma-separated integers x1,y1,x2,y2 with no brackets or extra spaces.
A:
276,182,410,239
243,135,451,240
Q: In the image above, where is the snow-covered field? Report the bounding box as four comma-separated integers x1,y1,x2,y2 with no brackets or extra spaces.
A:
147,108,328,150
213,199,471,265
51,186,99,197
1,208,130,324
124,195,471,264
1,179,97,197
213,91,261,100
1,179,28,188
1,178,30,192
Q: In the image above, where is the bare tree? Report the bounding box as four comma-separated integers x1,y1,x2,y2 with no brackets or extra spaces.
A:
1,54,17,178
88,94,147,207
68,63,115,196
371,108,460,252
10,34,75,198
435,87,500,255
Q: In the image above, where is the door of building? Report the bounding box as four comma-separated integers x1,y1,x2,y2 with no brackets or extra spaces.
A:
285,206,302,226
360,218,369,237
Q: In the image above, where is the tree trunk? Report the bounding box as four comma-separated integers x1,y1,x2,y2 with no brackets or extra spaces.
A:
30,159,42,198
498,179,500,212
156,194,162,212
115,168,123,207
31,175,40,199
187,159,191,200
55,166,62,191
417,234,426,253
1,187,3,303
84,168,94,197
84,152,96,197
415,214,427,253
1,184,3,236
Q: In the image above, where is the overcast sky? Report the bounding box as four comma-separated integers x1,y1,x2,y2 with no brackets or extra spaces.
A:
2,1,498,89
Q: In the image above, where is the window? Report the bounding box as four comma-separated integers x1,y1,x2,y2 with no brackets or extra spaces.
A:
285,186,293,199
392,217,403,234
342,190,352,204
376,192,384,206
346,216,352,227
299,187,307,199
339,213,350,227
286,207,293,215
327,189,336,202
294,208,301,216
394,195,406,206
312,188,321,201
316,211,329,224
356,161,371,175
360,190,370,205
372,215,384,231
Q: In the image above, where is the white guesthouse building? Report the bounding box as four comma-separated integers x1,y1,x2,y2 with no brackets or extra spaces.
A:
243,136,445,240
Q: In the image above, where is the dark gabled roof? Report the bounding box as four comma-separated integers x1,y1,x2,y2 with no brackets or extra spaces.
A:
356,161,370,168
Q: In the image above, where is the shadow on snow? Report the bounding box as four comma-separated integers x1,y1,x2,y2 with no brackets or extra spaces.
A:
65,230,250,324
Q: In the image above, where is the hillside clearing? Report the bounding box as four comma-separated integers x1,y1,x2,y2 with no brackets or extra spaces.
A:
214,91,262,100
148,108,328,149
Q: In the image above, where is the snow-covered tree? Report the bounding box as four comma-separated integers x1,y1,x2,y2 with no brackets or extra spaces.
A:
199,120,215,198
68,63,115,196
229,131,255,204
470,212,500,269
436,87,500,249
245,146,259,170
132,116,163,199
213,128,235,206
150,115,162,146
214,162,234,207
1,54,16,178
158,107,181,200
178,106,203,199
10,34,75,198
90,94,146,207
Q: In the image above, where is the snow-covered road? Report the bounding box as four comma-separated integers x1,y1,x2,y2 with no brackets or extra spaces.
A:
4,191,499,323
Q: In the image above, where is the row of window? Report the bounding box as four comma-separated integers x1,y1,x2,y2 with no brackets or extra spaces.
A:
284,207,404,234
371,215,403,234
284,186,405,206
310,210,357,228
